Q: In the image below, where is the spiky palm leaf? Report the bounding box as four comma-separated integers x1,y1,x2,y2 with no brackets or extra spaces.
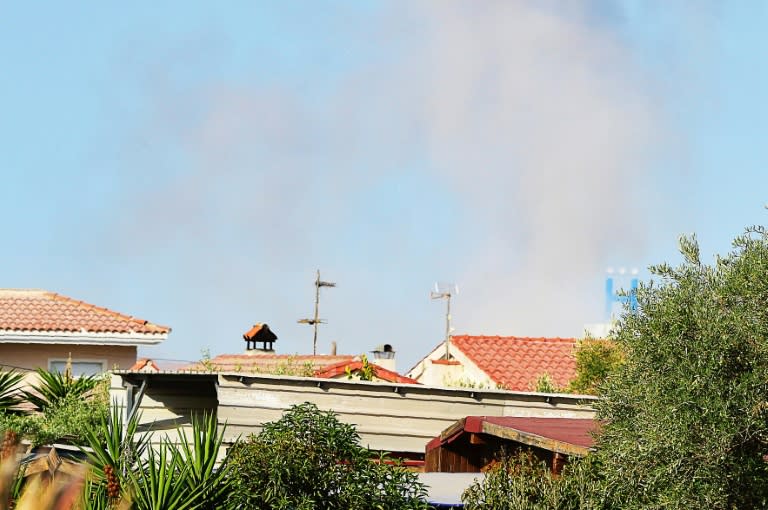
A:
128,441,205,510
80,399,150,502
0,370,24,413
22,369,98,412
175,413,230,509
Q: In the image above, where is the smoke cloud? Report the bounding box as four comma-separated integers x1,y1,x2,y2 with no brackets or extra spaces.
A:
107,1,660,366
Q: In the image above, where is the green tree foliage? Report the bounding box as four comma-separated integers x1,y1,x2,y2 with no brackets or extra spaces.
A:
568,338,624,395
595,229,768,508
226,402,428,510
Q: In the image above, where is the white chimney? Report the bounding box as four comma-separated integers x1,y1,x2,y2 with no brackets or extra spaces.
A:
371,344,396,372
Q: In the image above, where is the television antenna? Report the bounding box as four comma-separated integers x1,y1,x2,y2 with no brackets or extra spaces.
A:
431,282,458,359
298,270,336,355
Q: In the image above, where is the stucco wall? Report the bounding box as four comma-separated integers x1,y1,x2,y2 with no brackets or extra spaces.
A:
0,343,137,373
408,341,494,388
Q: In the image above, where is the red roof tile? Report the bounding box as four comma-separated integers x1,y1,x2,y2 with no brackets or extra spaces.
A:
314,360,420,384
0,289,170,335
451,335,577,391
128,358,161,372
184,353,357,374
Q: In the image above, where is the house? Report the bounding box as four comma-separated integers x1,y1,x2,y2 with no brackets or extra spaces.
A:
0,289,170,376
407,335,578,391
425,415,599,474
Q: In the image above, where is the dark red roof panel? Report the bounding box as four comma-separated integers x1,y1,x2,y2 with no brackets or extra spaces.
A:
428,416,599,453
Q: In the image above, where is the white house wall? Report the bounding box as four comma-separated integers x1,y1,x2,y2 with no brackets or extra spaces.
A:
406,341,494,388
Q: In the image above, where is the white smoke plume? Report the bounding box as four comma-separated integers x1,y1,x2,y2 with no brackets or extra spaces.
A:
106,1,660,366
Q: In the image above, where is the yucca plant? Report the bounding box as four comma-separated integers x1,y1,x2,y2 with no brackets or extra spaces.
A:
22,368,98,413
128,441,205,510
0,370,24,414
174,413,230,509
80,400,150,508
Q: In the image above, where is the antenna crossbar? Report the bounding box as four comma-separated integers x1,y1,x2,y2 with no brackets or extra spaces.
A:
298,270,336,355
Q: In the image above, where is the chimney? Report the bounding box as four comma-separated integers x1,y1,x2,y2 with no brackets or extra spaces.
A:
371,344,396,372
330,341,337,356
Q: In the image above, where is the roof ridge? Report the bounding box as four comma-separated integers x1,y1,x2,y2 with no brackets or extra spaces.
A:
0,289,170,335
48,292,168,331
452,335,578,342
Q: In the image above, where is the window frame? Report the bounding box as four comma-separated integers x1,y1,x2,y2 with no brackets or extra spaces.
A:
47,358,107,377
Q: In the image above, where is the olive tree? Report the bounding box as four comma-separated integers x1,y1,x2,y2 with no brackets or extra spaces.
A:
595,229,768,509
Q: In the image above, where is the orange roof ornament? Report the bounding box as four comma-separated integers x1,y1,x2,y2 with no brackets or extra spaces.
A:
243,323,277,352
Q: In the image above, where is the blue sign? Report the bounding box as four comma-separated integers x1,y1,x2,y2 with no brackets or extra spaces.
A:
605,277,638,315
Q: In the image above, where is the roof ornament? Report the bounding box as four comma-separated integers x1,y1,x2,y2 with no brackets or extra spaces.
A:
243,323,277,352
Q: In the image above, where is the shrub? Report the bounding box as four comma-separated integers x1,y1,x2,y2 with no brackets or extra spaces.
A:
226,402,428,510
462,451,605,510
568,338,624,395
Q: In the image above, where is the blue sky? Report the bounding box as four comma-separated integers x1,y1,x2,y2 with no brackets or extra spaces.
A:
1,2,766,370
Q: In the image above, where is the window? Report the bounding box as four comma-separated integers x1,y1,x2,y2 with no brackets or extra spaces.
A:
48,360,106,377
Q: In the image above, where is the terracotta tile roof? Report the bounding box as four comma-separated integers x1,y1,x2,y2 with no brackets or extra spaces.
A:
0,289,170,335
128,358,161,372
184,353,358,374
451,335,577,391
314,360,420,384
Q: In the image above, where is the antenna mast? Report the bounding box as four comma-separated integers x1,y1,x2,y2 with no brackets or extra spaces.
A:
298,270,336,355
431,283,457,360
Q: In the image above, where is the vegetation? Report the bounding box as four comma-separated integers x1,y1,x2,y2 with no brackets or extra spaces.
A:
568,337,624,395
345,354,376,381
0,370,108,446
532,373,561,393
0,387,427,509
22,368,99,412
80,408,229,510
463,226,768,509
226,402,428,509
0,370,24,413
594,229,768,508
462,451,605,510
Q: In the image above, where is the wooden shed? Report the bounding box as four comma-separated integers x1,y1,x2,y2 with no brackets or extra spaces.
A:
425,416,599,474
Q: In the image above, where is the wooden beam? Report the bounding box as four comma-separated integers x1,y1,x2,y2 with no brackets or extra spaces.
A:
469,433,487,445
481,421,591,457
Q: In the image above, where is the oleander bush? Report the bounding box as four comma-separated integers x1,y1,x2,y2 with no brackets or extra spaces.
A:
226,402,428,510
